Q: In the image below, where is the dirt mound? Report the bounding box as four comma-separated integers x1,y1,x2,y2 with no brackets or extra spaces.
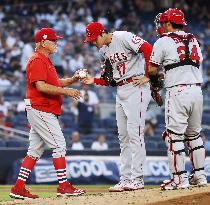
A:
1,185,210,205
149,192,210,205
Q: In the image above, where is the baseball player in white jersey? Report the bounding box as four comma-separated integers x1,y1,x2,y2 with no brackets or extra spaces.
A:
147,8,207,190
82,22,152,191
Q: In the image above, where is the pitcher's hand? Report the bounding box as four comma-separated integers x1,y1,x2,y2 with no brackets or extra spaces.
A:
132,76,149,87
82,74,94,85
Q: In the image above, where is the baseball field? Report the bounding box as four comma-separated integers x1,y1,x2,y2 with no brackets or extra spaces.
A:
1,185,210,205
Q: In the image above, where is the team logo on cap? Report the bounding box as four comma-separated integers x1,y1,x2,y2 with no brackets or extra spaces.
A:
43,34,47,39
86,29,91,37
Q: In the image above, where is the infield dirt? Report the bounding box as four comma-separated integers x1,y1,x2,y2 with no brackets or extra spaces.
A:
1,185,210,205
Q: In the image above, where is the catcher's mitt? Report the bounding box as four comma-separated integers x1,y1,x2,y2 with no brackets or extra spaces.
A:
149,72,164,106
101,59,116,87
149,72,164,91
150,86,163,106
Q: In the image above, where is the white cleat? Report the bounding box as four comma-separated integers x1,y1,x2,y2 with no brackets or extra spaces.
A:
161,179,189,190
190,174,208,187
123,179,144,191
160,179,174,190
108,181,130,192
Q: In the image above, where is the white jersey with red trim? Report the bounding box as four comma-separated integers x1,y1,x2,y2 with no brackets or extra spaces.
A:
99,31,146,83
150,31,203,88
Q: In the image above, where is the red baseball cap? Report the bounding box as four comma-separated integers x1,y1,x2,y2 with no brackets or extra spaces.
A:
84,22,105,43
35,28,63,43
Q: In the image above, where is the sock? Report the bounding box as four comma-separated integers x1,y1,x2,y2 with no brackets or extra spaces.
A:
14,155,37,189
53,157,68,187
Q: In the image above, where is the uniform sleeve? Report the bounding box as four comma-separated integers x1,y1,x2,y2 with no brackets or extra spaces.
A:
94,78,109,86
138,42,153,77
123,32,146,53
149,38,165,65
28,59,48,83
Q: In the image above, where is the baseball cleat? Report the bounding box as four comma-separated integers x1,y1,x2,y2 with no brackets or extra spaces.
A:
123,179,144,191
161,179,190,190
108,181,130,192
9,186,39,199
189,174,208,187
57,183,85,197
160,179,174,190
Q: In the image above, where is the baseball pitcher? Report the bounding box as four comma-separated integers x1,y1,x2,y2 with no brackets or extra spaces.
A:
82,22,152,192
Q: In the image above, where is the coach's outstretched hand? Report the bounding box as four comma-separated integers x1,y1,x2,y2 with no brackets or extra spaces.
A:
132,76,149,87
82,74,94,85
64,88,81,100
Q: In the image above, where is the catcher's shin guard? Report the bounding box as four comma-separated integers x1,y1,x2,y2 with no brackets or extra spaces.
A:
163,129,188,187
185,133,207,185
162,131,174,179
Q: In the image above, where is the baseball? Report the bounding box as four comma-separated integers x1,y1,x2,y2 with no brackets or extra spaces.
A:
78,70,87,78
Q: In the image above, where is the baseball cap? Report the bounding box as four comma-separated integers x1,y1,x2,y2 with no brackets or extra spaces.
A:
35,28,63,43
84,22,105,43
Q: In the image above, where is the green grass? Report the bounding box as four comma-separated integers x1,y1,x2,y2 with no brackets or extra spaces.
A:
0,185,110,202
0,185,158,202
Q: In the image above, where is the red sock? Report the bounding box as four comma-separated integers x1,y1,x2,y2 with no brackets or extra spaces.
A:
14,155,37,189
53,157,68,187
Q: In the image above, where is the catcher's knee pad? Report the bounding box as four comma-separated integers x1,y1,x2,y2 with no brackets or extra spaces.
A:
165,129,186,177
185,133,205,177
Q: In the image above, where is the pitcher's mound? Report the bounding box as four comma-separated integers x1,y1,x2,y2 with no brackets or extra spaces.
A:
2,185,210,205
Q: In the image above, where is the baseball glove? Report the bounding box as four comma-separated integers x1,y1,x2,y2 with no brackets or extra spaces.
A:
150,86,163,106
101,59,116,87
149,72,164,106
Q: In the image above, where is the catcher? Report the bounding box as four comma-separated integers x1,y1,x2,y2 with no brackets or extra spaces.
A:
148,8,207,190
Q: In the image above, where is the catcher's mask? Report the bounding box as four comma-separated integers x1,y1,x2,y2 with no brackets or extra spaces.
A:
155,8,187,37
154,13,164,37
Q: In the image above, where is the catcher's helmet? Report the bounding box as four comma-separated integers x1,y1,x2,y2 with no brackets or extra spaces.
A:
84,22,105,43
159,8,187,26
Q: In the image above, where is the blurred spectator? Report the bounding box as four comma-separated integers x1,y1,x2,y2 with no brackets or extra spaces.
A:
76,92,95,134
0,111,5,126
0,0,209,144
0,74,12,92
144,119,157,137
20,41,33,72
144,110,157,137
80,84,100,116
68,52,84,74
16,101,25,112
0,93,11,116
71,84,100,134
91,134,108,151
70,131,84,150
5,108,16,128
